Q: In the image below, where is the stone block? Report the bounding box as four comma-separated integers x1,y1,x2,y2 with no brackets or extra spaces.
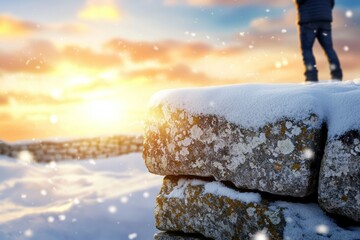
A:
319,130,360,222
156,176,285,239
144,105,325,197
156,176,360,240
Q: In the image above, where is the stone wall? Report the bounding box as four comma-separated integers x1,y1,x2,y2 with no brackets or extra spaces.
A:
0,135,143,163
144,83,360,239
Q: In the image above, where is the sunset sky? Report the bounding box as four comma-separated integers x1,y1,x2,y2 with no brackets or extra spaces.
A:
1,0,359,141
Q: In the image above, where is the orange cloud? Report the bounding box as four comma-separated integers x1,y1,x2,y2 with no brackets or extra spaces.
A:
0,15,39,37
0,95,9,105
0,40,56,74
55,22,90,35
78,0,121,21
0,40,122,74
104,38,219,63
62,45,122,70
127,64,219,86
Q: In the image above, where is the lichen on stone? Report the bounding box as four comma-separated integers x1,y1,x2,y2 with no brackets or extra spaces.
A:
144,104,325,197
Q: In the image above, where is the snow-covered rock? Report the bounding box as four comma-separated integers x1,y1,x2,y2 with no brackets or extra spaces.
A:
145,82,360,197
156,177,360,240
319,129,360,222
156,176,285,239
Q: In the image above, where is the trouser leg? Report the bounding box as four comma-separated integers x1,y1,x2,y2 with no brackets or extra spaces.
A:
317,24,343,80
300,24,318,81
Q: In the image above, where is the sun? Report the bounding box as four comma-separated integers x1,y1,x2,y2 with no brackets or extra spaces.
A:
83,99,123,124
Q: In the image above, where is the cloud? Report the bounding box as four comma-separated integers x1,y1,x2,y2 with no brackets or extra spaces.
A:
0,40,122,74
164,0,290,7
78,0,121,21
0,40,57,74
104,38,235,63
0,95,9,105
0,91,84,107
127,64,218,85
54,22,90,35
0,15,39,37
62,45,122,70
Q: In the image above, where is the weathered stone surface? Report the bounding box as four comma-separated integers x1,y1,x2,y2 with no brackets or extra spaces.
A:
144,105,325,197
156,176,360,240
156,176,285,240
319,130,360,222
154,232,209,240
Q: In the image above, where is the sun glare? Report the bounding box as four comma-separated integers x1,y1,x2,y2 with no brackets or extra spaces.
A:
84,99,123,124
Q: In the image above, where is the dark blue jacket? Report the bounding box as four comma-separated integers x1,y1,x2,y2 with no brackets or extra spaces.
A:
296,0,334,24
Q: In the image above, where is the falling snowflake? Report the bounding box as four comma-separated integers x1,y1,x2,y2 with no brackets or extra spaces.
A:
303,148,315,159
316,224,329,235
17,151,34,165
73,198,80,204
47,216,55,223
345,10,353,18
121,196,129,204
21,194,27,199
89,159,96,165
281,29,287,33
330,64,338,71
108,205,117,214
252,229,269,240
24,229,33,238
143,192,150,198
343,46,349,52
128,233,138,239
40,190,47,196
58,214,66,221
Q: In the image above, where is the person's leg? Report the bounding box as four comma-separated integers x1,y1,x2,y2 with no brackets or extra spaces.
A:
299,23,318,81
317,23,343,80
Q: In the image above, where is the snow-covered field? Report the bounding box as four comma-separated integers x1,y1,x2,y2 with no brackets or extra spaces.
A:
1,151,359,240
0,153,162,240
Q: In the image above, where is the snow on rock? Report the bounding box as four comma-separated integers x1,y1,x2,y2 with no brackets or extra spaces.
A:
144,83,351,196
156,176,285,239
149,81,360,137
156,177,360,240
274,201,360,240
319,130,360,222
0,153,162,240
